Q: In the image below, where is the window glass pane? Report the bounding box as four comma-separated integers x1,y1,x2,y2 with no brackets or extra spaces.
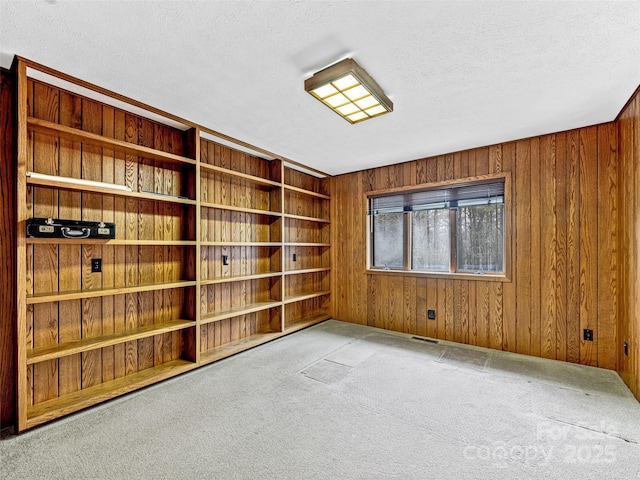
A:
372,213,404,268
412,209,450,271
456,205,504,272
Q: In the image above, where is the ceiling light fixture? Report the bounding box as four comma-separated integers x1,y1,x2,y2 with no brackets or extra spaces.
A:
304,58,393,124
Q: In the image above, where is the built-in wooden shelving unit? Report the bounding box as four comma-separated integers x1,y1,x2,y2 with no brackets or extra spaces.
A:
12,56,331,432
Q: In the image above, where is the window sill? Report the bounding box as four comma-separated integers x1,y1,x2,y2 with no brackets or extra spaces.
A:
365,268,511,283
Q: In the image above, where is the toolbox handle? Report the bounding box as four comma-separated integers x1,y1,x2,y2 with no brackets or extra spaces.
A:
61,227,91,239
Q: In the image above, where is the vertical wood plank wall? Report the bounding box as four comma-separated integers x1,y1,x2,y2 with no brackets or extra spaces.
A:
0,68,17,429
331,124,619,370
618,87,640,400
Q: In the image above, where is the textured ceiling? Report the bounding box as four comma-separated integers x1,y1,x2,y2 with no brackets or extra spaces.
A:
1,1,639,176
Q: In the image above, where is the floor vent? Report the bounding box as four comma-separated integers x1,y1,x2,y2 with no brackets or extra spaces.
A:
411,336,439,344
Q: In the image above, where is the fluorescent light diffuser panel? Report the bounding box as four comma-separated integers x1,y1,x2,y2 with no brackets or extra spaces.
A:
305,58,393,124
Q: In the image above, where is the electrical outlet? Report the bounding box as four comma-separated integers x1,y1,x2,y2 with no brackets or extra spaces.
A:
427,309,436,320
292,253,297,262
91,258,102,273
222,255,229,266
583,329,593,341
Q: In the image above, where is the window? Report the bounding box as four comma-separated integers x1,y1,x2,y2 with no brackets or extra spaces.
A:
368,175,507,276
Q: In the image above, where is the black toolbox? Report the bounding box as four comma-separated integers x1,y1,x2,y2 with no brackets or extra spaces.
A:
26,218,116,239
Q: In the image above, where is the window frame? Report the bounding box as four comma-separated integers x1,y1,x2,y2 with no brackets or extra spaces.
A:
365,172,512,282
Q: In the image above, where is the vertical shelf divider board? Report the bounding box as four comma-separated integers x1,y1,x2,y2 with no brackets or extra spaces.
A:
11,56,331,432
14,56,29,434
282,164,332,331
185,127,202,365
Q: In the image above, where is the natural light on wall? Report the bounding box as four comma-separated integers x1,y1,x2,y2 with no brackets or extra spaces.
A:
304,58,393,124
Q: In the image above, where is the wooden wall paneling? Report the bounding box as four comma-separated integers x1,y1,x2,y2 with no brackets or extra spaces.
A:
153,123,168,366
403,277,417,334
539,134,557,359
566,130,581,363
437,280,447,341
80,97,104,388
634,94,640,398
529,137,542,358
57,90,82,395
0,68,16,428
617,90,639,399
554,132,567,362
444,154,454,181
579,126,598,366
459,281,470,344
423,279,436,339
100,106,116,381
597,122,618,370
137,118,155,371
414,278,427,336
387,276,402,332
452,280,461,342
501,142,516,353
32,81,60,405
633,94,640,398
515,139,531,355
489,283,503,350
443,280,455,341
113,110,127,377
617,101,631,389
371,275,383,329
124,113,139,376
332,121,621,372
475,148,489,176
474,282,489,348
467,278,477,346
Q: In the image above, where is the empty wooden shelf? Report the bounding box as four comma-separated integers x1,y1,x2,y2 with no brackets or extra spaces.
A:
11,56,331,432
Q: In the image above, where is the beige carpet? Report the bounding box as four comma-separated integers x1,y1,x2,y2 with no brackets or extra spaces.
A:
1,320,639,479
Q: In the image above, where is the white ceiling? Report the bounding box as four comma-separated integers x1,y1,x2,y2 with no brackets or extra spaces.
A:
1,1,639,176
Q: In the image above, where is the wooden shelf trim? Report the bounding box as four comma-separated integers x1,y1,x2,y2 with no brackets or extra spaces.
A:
201,201,282,217
201,272,282,285
27,176,197,205
28,117,196,165
26,238,197,246
200,301,281,325
200,162,281,187
200,316,330,366
27,320,194,364
200,332,281,365
283,267,331,276
283,213,330,223
283,291,331,304
284,313,331,332
201,241,281,247
284,184,330,199
27,280,197,305
284,242,331,247
26,359,196,428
